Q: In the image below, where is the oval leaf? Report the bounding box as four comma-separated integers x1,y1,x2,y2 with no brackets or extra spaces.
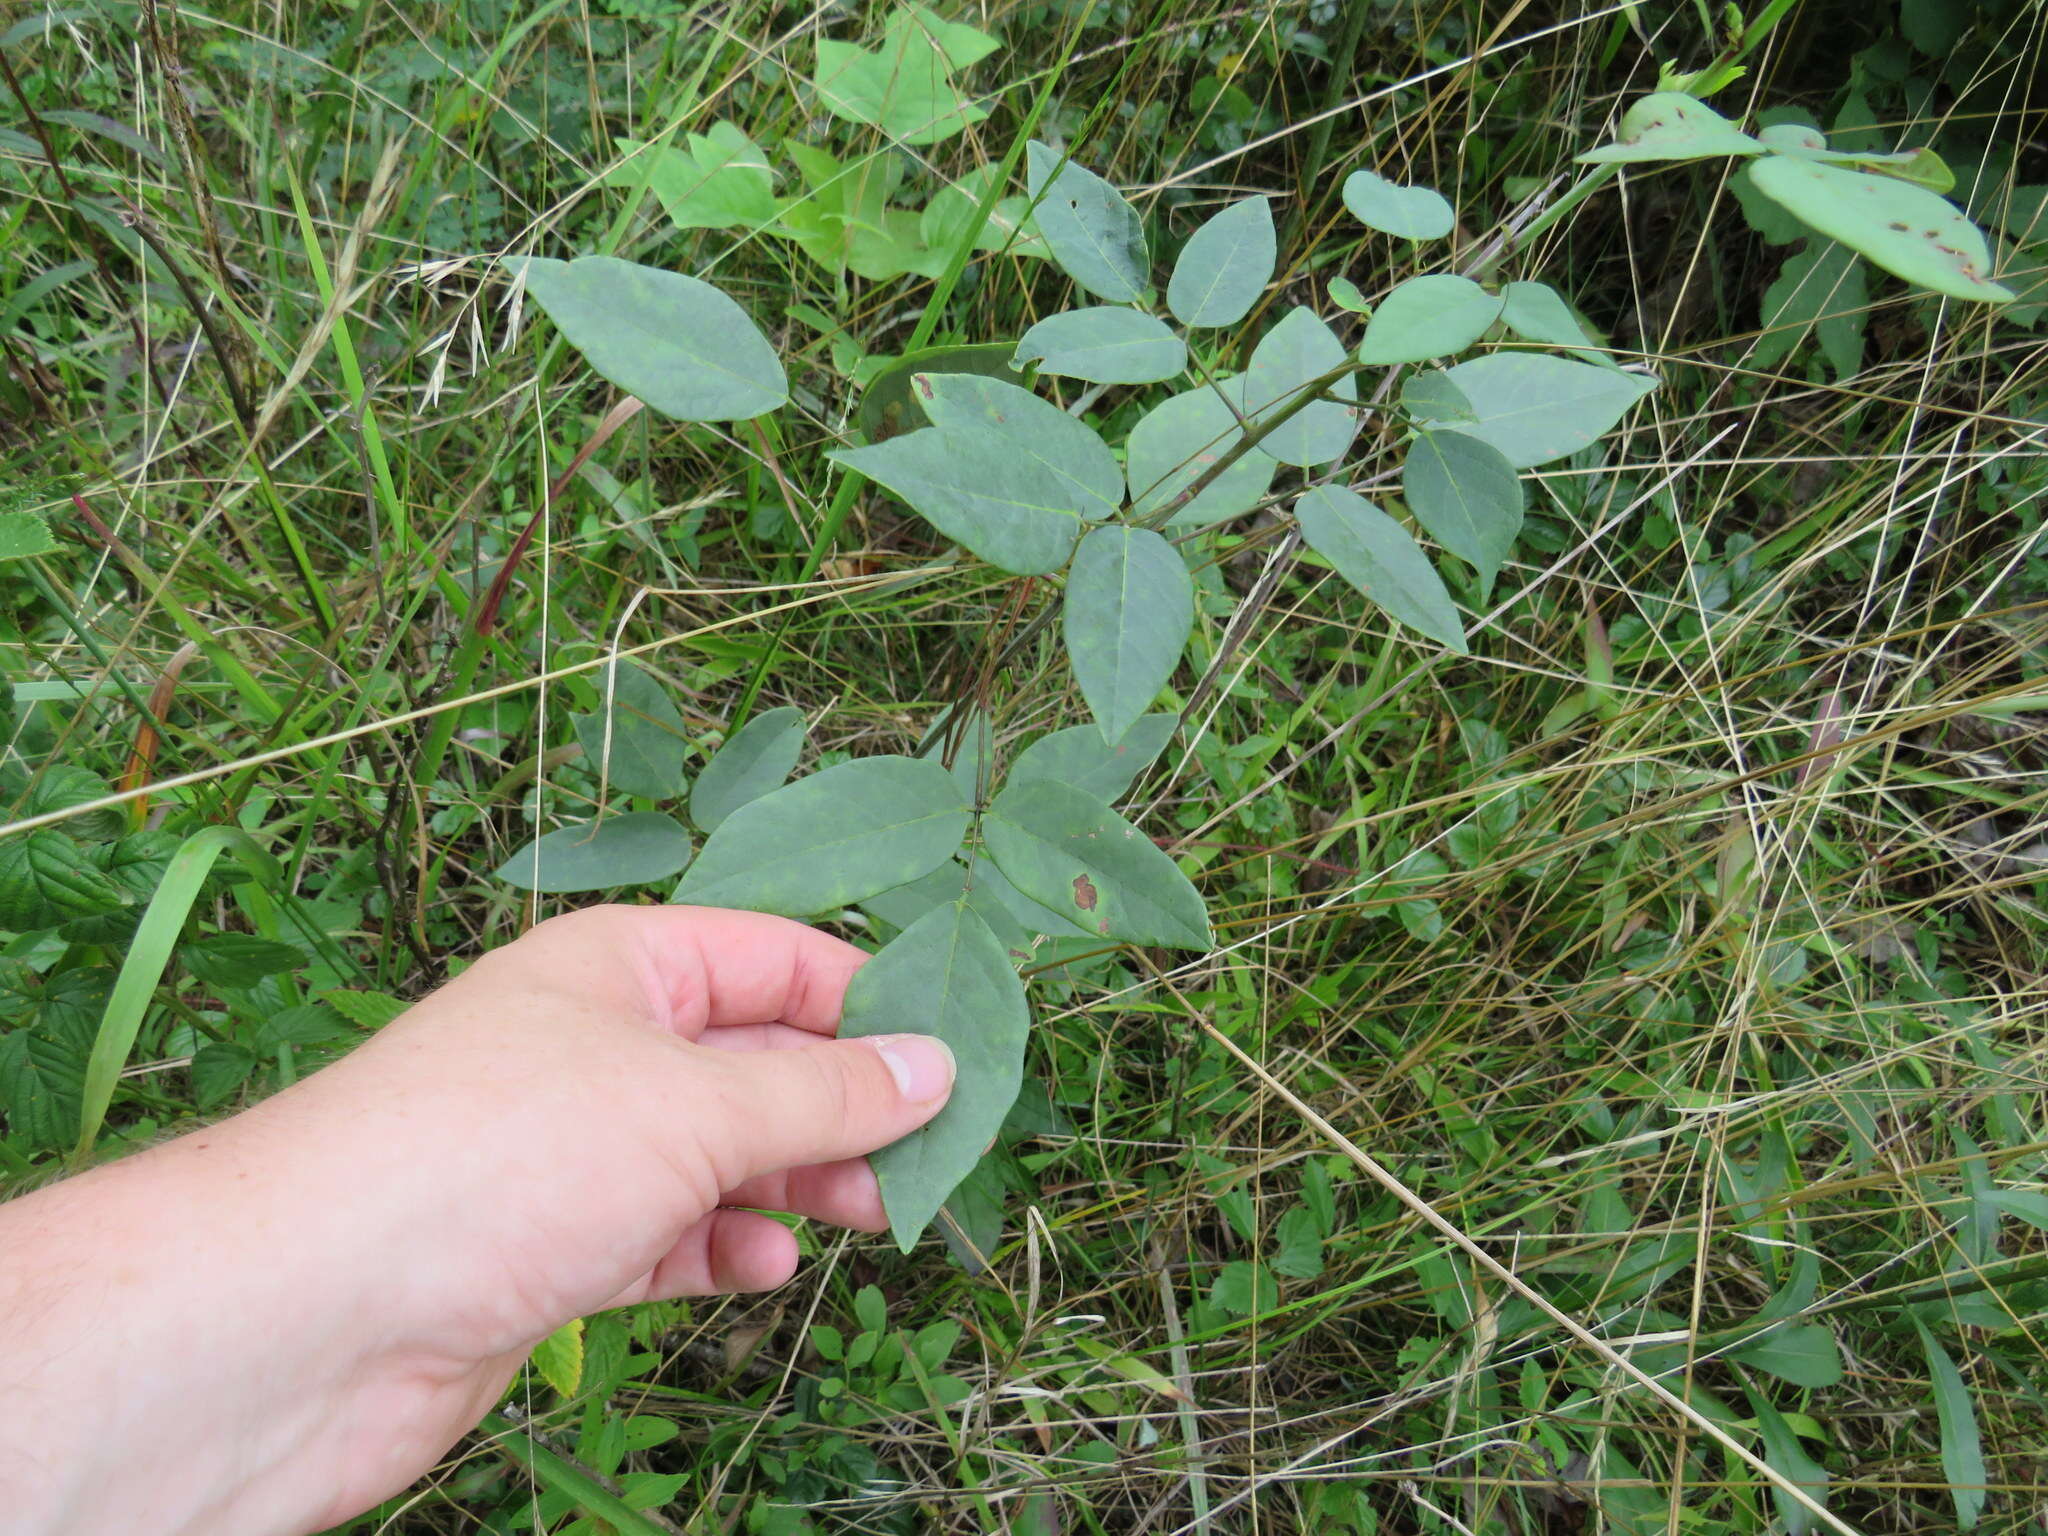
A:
859,342,1024,442
916,372,1122,522
1293,485,1467,653
1025,141,1149,302
1341,170,1454,240
1167,195,1275,327
1244,306,1359,467
1575,92,1763,164
690,706,806,832
572,660,689,801
1430,354,1657,467
1126,378,1276,528
831,425,1086,574
1358,274,1504,364
1402,430,1524,596
672,756,969,915
839,900,1030,1251
1013,307,1186,384
496,813,694,894
984,779,1209,949
1011,714,1179,803
1064,526,1194,746
512,254,787,421
1498,280,1611,364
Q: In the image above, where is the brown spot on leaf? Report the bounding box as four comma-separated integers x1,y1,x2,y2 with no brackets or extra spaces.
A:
915,375,935,399
1073,874,1099,910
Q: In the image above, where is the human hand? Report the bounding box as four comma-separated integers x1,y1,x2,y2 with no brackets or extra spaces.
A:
0,905,954,1536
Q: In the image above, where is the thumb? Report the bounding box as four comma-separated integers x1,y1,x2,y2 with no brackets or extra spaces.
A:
709,1034,955,1183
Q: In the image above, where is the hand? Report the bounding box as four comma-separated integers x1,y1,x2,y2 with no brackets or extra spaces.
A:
0,905,954,1536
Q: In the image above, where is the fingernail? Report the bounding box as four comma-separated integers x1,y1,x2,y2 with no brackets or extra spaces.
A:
871,1035,955,1102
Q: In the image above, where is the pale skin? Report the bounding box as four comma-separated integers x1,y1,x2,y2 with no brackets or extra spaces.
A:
0,904,956,1536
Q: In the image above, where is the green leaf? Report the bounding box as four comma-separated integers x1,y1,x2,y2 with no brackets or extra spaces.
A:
831,425,1087,574
673,756,969,915
1126,377,1276,528
23,764,126,839
321,989,409,1030
0,1018,88,1151
1399,370,1475,422
1755,121,1955,192
1244,307,1358,467
572,661,689,802
775,143,928,281
839,900,1030,1251
1498,280,1611,363
1914,1322,1986,1531
1730,1323,1843,1387
1426,354,1657,467
1013,307,1185,385
1166,195,1274,327
1982,1186,2048,1231
612,123,776,231
1011,714,1179,803
495,813,694,894
190,1042,256,1110
181,934,304,990
984,778,1209,949
0,829,132,930
969,854,1092,941
253,1003,351,1051
1341,170,1454,240
691,706,806,833
1271,1205,1326,1279
1754,239,1867,380
813,7,993,145
1745,1388,1831,1536
1576,91,1763,164
858,342,1025,443
917,372,1123,521
531,1317,586,1398
0,510,59,562
1358,275,1503,364
1293,485,1467,653
1064,526,1193,746
1025,141,1149,302
861,857,1039,956
1327,274,1370,312
920,164,1047,263
1747,156,2012,302
513,254,787,421
1402,430,1523,595
1209,1260,1278,1317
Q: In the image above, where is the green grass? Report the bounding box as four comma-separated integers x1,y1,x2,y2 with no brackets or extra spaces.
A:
5,0,2048,1532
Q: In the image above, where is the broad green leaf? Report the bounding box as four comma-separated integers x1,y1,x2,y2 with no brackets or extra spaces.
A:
1125,377,1276,528
1166,195,1274,327
1747,156,2012,302
0,829,131,929
775,143,929,281
1498,280,1611,364
831,425,1086,574
1576,91,1762,164
1995,185,2048,245
1755,121,1955,192
839,900,1029,1251
530,1317,585,1398
861,857,1039,956
1328,274,1370,312
1013,307,1185,384
813,7,993,145
0,511,58,562
1293,485,1467,653
1399,370,1475,422
495,813,694,894
1745,1388,1830,1536
858,342,1024,442
182,934,304,989
918,372,1123,521
1064,526,1194,745
919,163,1047,261
1428,353,1657,467
1402,430,1523,595
1915,1322,1986,1531
1025,141,1149,302
0,1026,87,1150
984,778,1209,949
512,255,787,421
1982,1187,2048,1231
672,756,969,915
1754,239,1867,380
1730,1323,1843,1387
1011,714,1179,803
690,706,806,832
969,854,1092,940
1358,274,1503,364
1210,1260,1279,1316
1244,307,1358,467
572,661,689,801
191,1042,256,1109
1341,170,1454,240
611,124,776,231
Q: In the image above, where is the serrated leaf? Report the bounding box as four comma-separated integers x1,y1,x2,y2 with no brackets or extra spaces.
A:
1011,714,1179,803
1166,195,1274,327
1064,526,1193,745
530,1317,586,1398
0,829,132,930
1294,485,1467,653
190,1042,257,1110
572,660,689,802
182,934,305,990
917,372,1122,521
1576,91,1763,164
1730,1323,1843,1387
0,1026,86,1150
254,1003,351,1050
832,425,1087,574
0,511,59,562
23,764,126,839
984,778,1209,948
839,901,1030,1251
1498,280,1611,363
1013,307,1186,384
691,706,806,833
1341,170,1454,240
1244,307,1358,467
1747,156,2011,302
321,989,409,1030
1126,377,1275,528
674,756,969,915
1358,275,1503,364
1915,1322,1986,1531
495,813,694,894
1402,430,1523,595
1754,239,1867,380
1025,141,1149,302
1427,354,1657,467
512,254,787,421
